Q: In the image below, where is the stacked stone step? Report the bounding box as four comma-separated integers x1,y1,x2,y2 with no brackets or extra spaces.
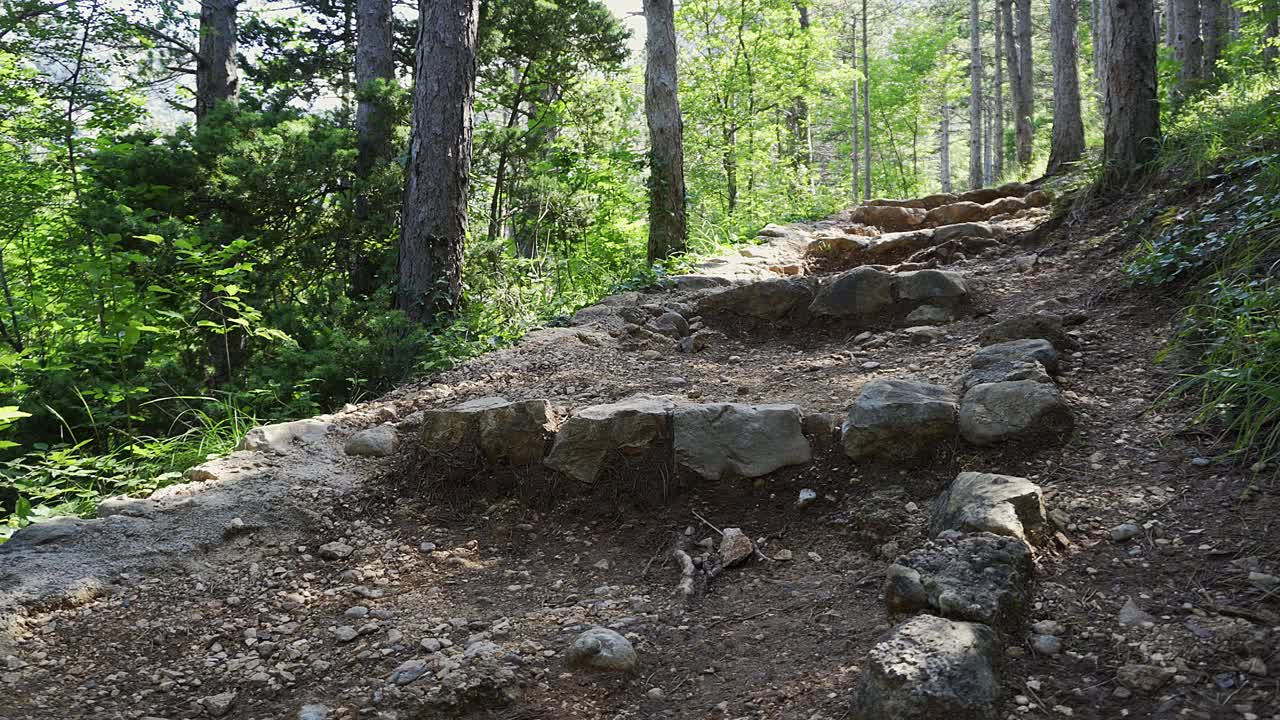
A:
849,183,1051,233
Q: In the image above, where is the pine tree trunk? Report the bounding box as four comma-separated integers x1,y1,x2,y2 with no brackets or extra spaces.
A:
1165,0,1177,46
351,0,395,297
969,0,984,190
940,104,952,192
1048,0,1086,174
993,0,1005,181
1174,0,1203,96
851,16,860,201
643,0,687,262
862,0,872,199
788,2,811,169
1014,0,1034,168
195,0,238,123
1201,0,1221,79
397,0,479,323
1102,0,1160,185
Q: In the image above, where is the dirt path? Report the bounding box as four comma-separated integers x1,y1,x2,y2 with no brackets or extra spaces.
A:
1,190,1276,720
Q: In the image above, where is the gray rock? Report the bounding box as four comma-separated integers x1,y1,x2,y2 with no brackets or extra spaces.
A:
1117,598,1157,627
893,270,969,305
2,516,87,548
850,614,998,720
796,488,818,509
924,200,989,226
961,360,1053,392
841,379,958,464
970,338,1060,375
696,278,816,322
544,396,674,483
904,305,953,326
931,471,1047,544
387,659,428,685
200,691,238,718
1117,664,1174,691
959,380,1074,446
344,425,398,457
851,204,929,232
672,403,812,480
647,311,690,339
565,627,637,672
673,274,733,292
978,313,1078,351
421,397,560,465
862,230,938,262
318,542,354,560
719,528,754,567
883,531,1032,630
1033,634,1062,655
809,267,895,320
904,326,947,345
932,221,1005,244
238,419,332,453
1028,297,1088,325
1110,523,1142,542
298,705,330,720
334,626,358,642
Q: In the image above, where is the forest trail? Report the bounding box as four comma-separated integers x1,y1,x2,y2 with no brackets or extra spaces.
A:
2,187,1277,720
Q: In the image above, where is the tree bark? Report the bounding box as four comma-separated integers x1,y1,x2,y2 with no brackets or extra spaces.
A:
969,0,984,190
397,0,479,323
1014,0,1034,168
787,1,811,168
1268,3,1280,65
862,0,871,199
940,103,952,192
351,0,395,297
1174,0,1203,96
850,16,860,201
1000,0,1023,169
1048,0,1086,174
195,0,239,123
643,0,687,262
1200,0,1221,79
993,0,1004,181
1165,0,1177,46
1102,0,1160,186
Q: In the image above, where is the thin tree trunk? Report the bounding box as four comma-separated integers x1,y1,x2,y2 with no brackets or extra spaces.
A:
851,16,860,201
1014,0,1034,168
723,124,738,215
195,0,238,123
1201,0,1221,79
1000,0,1022,167
1174,0,1203,97
1048,0,1086,173
1267,3,1280,64
643,0,687,261
351,0,394,297
940,103,952,192
788,1,811,169
862,0,871,199
397,0,480,323
993,0,1005,181
969,0,984,190
1102,0,1160,186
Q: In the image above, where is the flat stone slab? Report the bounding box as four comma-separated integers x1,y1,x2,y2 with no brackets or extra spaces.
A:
850,614,998,720
842,379,958,463
884,531,1033,630
238,419,332,453
978,312,1078,351
931,471,1047,544
673,403,812,480
421,397,560,465
963,338,1060,389
959,380,1074,446
544,395,675,483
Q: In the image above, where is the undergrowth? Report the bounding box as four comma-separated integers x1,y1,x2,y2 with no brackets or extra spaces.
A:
1127,71,1280,469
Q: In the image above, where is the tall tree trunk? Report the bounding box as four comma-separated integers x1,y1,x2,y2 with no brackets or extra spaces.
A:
1000,0,1023,168
969,0,984,190
1263,1,1278,64
862,0,871,199
1102,0,1160,186
351,0,395,297
1200,0,1221,79
1174,0,1203,96
643,0,687,262
994,0,1005,181
1164,0,1177,45
195,0,239,123
1048,0,1086,174
940,103,952,192
1014,0,1034,168
397,0,480,323
723,124,738,215
851,16,860,201
788,1,811,168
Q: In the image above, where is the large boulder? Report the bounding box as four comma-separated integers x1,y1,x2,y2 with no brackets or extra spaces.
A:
344,425,399,457
842,379,959,463
981,196,1027,216
924,201,987,227
893,270,969,306
544,395,675,482
673,403,812,480
884,531,1033,630
931,471,1047,543
850,614,998,720
565,627,637,672
931,222,1005,244
863,230,937,263
696,278,816,322
978,312,1078,351
851,205,929,232
421,397,560,465
809,267,896,320
238,419,332,453
962,338,1059,389
959,380,1074,446
956,187,1005,205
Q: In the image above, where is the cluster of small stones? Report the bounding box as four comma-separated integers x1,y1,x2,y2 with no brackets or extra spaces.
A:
850,470,1050,719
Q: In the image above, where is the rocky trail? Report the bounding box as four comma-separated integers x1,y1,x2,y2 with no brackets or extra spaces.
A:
1,184,1277,720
